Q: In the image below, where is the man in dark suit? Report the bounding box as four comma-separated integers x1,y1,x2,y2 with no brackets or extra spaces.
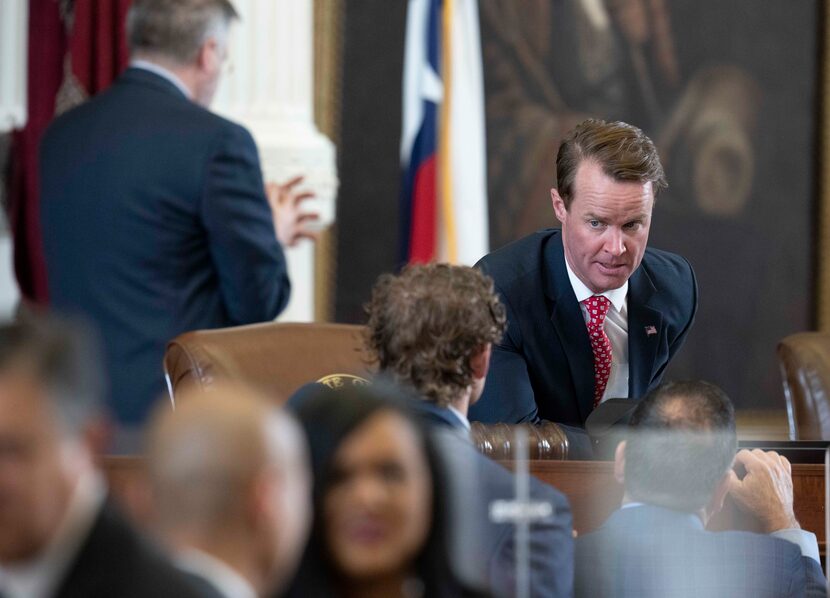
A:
471,119,697,429
0,316,202,598
364,263,575,598
147,383,312,598
39,0,314,442
576,380,825,598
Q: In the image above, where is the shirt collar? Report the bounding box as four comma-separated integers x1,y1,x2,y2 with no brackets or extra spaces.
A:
130,60,193,100
176,548,258,598
617,501,706,529
447,405,471,430
0,470,106,598
564,255,628,313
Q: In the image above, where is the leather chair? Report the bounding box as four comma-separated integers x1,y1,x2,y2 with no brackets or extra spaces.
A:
164,321,569,459
164,322,373,404
777,332,830,439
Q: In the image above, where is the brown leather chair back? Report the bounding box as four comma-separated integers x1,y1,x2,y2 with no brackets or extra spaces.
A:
164,322,569,459
777,332,830,440
164,322,373,404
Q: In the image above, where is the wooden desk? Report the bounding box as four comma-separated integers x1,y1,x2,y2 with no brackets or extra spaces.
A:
103,457,826,553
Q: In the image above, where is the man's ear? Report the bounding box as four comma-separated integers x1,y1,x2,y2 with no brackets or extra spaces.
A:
703,472,732,522
551,188,568,223
613,440,626,484
247,471,273,529
196,37,218,71
469,344,492,382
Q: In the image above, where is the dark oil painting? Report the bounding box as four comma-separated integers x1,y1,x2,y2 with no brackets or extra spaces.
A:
481,0,820,409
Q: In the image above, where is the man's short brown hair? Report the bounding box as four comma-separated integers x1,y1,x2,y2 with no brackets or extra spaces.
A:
127,0,238,65
556,119,667,209
365,264,507,408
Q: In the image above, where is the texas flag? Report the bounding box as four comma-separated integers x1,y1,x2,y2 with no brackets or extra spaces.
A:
399,0,488,265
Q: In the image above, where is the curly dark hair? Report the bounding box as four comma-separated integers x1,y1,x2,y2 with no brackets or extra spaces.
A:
365,264,507,408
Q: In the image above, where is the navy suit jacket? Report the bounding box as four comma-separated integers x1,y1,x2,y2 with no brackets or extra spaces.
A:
471,229,697,426
408,399,575,598
40,68,289,426
575,504,826,598
55,501,203,598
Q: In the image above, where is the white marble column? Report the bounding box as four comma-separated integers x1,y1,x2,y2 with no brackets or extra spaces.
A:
0,0,27,317
213,0,337,323
0,0,28,133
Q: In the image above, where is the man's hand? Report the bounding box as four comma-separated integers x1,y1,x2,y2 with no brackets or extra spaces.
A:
727,449,799,533
266,175,320,248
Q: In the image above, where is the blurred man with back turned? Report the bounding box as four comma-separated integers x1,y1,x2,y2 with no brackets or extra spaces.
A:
39,0,315,445
147,384,311,598
0,316,201,598
575,380,825,597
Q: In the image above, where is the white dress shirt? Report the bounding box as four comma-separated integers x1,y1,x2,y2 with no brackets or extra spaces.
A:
176,549,258,598
564,259,629,403
447,404,472,431
0,472,106,598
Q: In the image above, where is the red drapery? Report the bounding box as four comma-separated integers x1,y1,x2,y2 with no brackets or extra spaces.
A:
8,0,132,305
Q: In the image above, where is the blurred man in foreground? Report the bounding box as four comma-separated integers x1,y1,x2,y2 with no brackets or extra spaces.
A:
575,380,825,597
147,384,311,598
0,317,200,598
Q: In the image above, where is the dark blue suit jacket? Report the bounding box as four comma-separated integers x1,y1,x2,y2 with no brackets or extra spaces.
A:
40,68,289,426
408,399,575,598
56,501,203,598
575,504,826,598
470,229,697,426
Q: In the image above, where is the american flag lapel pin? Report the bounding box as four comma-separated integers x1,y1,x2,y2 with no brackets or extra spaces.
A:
645,325,657,337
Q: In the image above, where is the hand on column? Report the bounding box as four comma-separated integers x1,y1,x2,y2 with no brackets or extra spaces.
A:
266,175,321,248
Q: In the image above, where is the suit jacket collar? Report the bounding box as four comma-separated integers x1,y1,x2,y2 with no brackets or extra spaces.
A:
120,66,191,102
407,398,467,430
605,503,704,531
542,230,667,419
543,231,596,422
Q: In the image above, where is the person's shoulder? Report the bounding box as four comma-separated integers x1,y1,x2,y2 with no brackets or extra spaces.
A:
192,110,258,156
707,528,804,556
42,87,116,144
638,244,697,317
641,245,695,285
478,228,559,269
61,501,203,598
477,229,560,288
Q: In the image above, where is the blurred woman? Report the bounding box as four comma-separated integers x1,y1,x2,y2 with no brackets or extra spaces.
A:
284,384,488,598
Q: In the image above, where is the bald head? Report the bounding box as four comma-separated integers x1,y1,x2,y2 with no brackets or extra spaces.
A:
622,380,737,512
147,384,310,593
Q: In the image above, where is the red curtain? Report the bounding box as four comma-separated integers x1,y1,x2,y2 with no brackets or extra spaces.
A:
71,0,132,93
8,0,132,305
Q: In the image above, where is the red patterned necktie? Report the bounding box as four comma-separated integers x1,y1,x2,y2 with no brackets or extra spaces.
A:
582,295,612,408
